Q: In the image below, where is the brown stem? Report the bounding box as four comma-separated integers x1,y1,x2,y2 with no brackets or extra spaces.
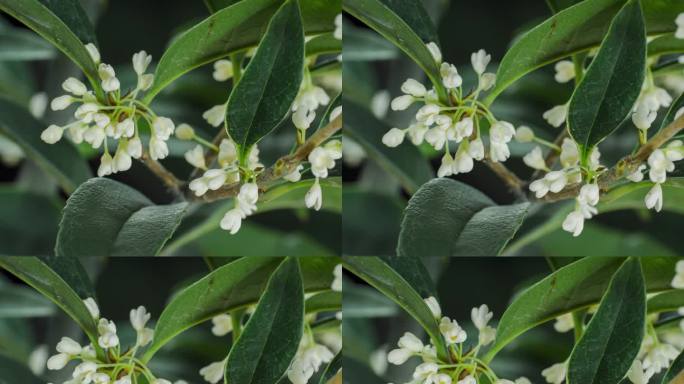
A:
543,113,684,202
139,154,184,194
196,115,342,202
484,159,526,199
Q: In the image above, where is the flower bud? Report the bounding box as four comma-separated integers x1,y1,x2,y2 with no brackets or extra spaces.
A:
50,95,73,111
515,126,535,143
175,123,195,140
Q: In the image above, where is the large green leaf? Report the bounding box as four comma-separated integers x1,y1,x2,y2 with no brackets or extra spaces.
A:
305,291,341,314
483,257,675,362
343,0,446,101
226,0,304,162
376,0,438,44
0,99,91,193
662,350,684,384
0,257,99,348
343,256,449,361
397,178,529,257
485,0,684,104
647,290,684,314
142,257,337,361
0,0,100,92
0,353,42,384
55,178,188,256
567,258,645,384
344,100,433,194
305,33,341,57
380,255,436,299
567,0,646,162
225,258,304,384
0,28,55,61
0,187,61,256
0,285,55,318
648,33,684,57
40,256,96,299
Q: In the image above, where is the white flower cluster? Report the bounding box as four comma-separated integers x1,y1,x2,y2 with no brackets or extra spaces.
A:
291,75,331,133
46,298,181,384
40,44,176,177
287,335,335,384
381,43,517,178
387,297,529,384
676,13,684,40
639,122,684,214
542,261,684,384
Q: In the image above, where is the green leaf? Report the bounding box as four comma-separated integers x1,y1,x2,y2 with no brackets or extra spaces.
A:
567,0,646,162
318,352,341,384
305,291,341,314
344,100,433,193
483,257,674,362
343,256,449,361
397,178,529,257
0,187,61,256
0,257,99,347
305,33,341,57
225,258,304,384
0,354,42,384
55,178,188,256
343,23,399,61
376,0,438,44
40,256,96,299
143,0,282,102
380,255,436,299
0,28,55,61
567,258,645,384
342,282,398,318
648,33,684,57
647,290,684,314
546,0,583,12
0,0,100,92
226,0,304,162
142,256,337,361
659,92,684,133
0,285,55,318
343,0,447,101
0,99,91,193
662,349,684,384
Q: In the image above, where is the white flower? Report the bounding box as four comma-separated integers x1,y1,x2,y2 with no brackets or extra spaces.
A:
203,104,227,127
578,183,600,206
440,62,462,89
139,74,154,91
75,103,99,123
490,141,511,162
425,127,448,151
437,152,455,178
332,264,342,292
424,297,442,319
184,145,206,169
97,152,113,177
471,49,491,75
648,149,673,183
480,72,497,91
238,182,259,208
643,343,679,377
382,128,406,147
113,147,132,173
174,123,195,141
626,360,647,384
490,121,515,143
62,77,88,96
439,317,467,344
523,146,547,170
432,373,453,384
452,117,473,142
213,60,233,81
72,361,97,381
543,104,568,128
457,376,476,384
515,126,535,143
387,348,412,365
554,60,575,83
85,43,100,64
390,95,414,111
283,164,304,182
627,164,646,182
542,362,567,384
677,13,684,39
200,361,225,384
469,138,485,160
50,95,73,111
288,343,334,384
97,318,119,349
416,104,441,126
93,372,110,384
98,63,120,92
220,208,243,234
407,122,429,145
132,51,152,75
560,138,579,168
645,183,663,212
334,13,342,40
212,314,233,336
46,353,69,370
130,306,151,331
330,105,342,121
672,260,684,289
149,137,169,160
562,210,585,237
413,362,439,380
633,103,657,130
305,178,323,211
401,78,427,97
115,118,135,139
83,298,100,319
293,107,315,130
153,116,175,140
471,304,493,330
453,148,474,174
309,147,336,178
218,138,238,167
41,125,64,144
127,137,143,159
554,314,574,333
426,42,442,63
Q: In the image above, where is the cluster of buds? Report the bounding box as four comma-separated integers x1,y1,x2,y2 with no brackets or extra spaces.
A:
543,261,684,384
381,42,520,178
40,44,176,177
387,297,529,384
46,298,182,384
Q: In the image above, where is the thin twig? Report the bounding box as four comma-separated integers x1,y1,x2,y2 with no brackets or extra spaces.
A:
139,154,184,194
543,113,684,202
196,115,342,202
484,159,526,199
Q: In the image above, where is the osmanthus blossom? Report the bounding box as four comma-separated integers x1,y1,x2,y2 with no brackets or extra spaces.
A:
386,297,530,384
46,298,179,384
676,13,684,39
40,44,176,176
380,42,519,178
